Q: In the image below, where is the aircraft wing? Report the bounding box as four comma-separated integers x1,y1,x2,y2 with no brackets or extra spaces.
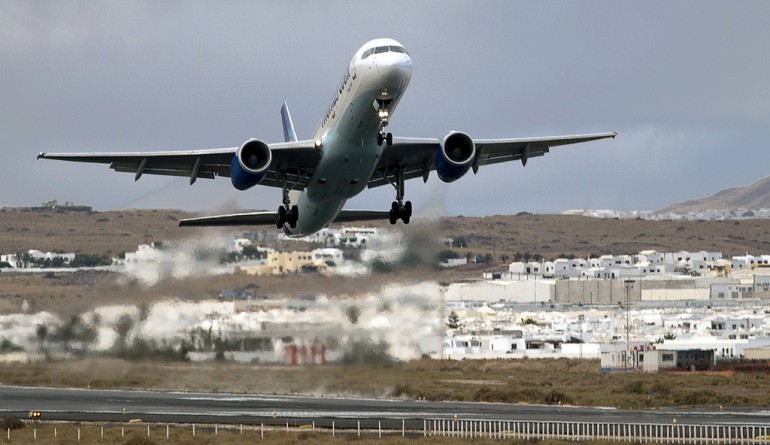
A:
369,132,617,188
37,141,321,189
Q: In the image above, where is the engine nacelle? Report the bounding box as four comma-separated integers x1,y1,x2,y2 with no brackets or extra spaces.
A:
435,132,475,183
230,139,272,191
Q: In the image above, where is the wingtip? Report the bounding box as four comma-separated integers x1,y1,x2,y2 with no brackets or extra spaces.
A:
37,152,45,159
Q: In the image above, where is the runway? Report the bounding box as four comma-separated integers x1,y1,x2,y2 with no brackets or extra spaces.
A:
1,385,769,430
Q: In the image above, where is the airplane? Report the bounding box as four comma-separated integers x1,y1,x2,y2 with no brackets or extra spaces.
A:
38,38,616,237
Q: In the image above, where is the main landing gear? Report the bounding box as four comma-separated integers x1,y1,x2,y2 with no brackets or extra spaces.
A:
276,174,298,229
389,200,411,224
388,167,412,225
276,204,298,229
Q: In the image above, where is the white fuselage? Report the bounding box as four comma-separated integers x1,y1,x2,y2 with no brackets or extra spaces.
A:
287,38,413,236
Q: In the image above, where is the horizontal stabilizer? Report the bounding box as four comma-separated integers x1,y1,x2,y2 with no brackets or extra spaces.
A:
179,212,278,227
179,209,391,228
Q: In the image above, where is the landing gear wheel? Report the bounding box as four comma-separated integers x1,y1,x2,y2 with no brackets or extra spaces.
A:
386,132,393,146
289,205,299,228
276,205,287,229
388,201,412,224
402,201,412,224
389,201,399,224
377,132,384,146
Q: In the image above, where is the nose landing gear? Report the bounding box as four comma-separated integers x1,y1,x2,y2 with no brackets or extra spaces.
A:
377,131,393,146
376,100,393,146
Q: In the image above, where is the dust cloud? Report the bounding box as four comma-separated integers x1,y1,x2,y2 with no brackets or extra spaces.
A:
3,216,450,364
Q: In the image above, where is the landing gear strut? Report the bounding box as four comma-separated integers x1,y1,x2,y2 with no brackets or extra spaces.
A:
388,167,412,225
276,174,298,229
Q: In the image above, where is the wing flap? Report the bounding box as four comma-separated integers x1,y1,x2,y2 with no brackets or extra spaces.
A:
113,165,218,180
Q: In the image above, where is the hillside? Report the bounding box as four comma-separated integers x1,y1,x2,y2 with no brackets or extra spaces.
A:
4,207,770,261
660,175,770,214
0,207,190,255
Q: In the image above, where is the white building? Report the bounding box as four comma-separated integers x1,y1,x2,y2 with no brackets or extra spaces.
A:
444,330,525,359
509,261,545,276
445,280,554,303
311,248,343,265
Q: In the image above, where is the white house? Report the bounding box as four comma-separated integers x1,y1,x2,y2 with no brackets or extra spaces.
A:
311,248,343,265
509,261,544,276
444,330,526,359
637,250,664,264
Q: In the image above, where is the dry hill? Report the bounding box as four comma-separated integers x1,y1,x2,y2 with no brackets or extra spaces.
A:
660,175,770,214
4,207,770,260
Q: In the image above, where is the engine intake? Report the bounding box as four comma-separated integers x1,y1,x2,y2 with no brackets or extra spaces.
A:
230,139,272,191
435,132,475,183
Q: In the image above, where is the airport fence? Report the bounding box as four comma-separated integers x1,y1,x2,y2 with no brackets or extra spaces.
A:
424,418,770,444
6,418,770,443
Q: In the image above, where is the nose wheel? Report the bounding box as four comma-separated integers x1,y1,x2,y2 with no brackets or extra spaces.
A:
377,131,393,146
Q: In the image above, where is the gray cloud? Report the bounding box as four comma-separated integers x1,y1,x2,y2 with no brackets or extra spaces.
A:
2,1,769,214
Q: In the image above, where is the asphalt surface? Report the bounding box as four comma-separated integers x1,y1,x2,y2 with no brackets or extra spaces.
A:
1,385,769,430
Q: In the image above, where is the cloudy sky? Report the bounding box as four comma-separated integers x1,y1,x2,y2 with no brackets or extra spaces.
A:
2,2,769,216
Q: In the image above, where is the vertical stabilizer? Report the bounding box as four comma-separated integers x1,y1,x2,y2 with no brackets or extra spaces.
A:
281,102,298,142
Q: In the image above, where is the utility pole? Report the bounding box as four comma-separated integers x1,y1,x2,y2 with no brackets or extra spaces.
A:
578,314,585,359
624,279,635,370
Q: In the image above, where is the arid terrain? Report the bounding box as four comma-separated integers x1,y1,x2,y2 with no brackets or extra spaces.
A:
4,206,770,259
4,207,770,316
660,174,770,214
2,357,769,410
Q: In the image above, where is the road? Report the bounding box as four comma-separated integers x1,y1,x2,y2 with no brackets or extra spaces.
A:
1,385,769,430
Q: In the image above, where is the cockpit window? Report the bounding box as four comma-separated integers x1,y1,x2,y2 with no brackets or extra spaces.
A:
361,45,409,60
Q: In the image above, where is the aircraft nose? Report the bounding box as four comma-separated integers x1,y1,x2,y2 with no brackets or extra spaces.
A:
376,54,412,85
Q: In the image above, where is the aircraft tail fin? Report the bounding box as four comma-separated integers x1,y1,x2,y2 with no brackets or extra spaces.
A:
281,102,298,142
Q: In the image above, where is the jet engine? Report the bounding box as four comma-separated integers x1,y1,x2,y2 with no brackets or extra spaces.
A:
435,132,475,183
230,139,272,191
